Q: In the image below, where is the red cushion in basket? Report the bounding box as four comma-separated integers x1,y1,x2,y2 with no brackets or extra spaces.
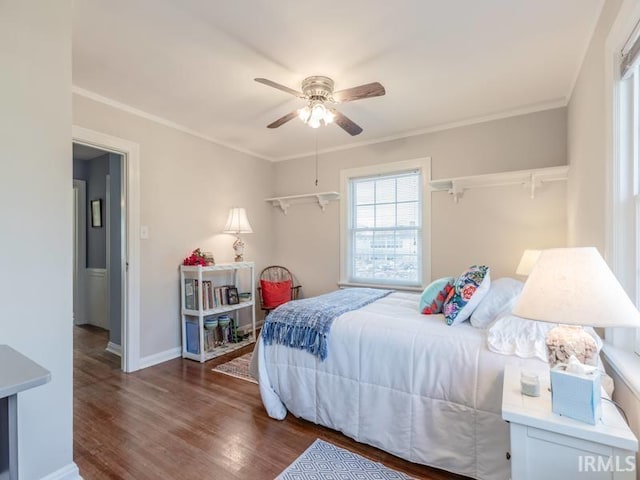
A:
261,279,292,309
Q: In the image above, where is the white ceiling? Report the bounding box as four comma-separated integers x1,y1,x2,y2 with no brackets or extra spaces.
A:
72,0,603,161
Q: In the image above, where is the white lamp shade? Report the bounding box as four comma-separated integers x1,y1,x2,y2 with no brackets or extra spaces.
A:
515,249,541,276
512,247,640,328
223,207,253,234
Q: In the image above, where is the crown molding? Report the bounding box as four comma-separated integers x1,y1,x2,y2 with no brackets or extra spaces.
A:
72,86,274,162
73,86,566,163
275,98,568,161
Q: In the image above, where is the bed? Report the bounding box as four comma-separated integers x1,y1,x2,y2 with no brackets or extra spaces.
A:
253,290,552,480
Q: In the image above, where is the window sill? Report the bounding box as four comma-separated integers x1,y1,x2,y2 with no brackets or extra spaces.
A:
602,343,640,402
337,281,423,293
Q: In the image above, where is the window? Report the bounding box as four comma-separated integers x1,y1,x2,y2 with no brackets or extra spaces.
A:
611,22,640,353
340,158,430,288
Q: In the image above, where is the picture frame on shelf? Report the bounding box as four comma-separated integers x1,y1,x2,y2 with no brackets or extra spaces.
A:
227,286,239,305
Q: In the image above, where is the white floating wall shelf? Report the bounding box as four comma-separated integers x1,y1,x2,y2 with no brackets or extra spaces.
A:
265,191,340,214
429,165,569,203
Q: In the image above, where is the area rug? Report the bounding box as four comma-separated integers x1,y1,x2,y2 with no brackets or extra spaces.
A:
211,352,257,384
276,439,412,479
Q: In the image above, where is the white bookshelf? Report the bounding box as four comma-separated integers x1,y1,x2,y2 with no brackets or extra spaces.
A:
180,262,256,362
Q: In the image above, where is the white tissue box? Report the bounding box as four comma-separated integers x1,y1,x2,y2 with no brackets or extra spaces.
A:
550,364,602,425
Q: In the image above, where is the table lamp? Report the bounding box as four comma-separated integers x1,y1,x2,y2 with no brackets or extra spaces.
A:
515,249,541,276
512,247,640,366
223,207,253,262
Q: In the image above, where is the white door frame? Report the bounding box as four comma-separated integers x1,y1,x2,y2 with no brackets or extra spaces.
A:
72,125,141,373
72,179,87,326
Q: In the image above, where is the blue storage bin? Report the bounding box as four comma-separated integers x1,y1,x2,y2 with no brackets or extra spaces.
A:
185,320,200,354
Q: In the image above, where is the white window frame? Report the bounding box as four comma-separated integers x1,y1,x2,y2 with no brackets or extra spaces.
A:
606,0,640,354
339,158,431,290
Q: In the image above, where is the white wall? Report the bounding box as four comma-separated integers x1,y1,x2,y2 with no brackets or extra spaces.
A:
273,108,568,297
0,1,76,479
567,0,622,251
73,94,275,358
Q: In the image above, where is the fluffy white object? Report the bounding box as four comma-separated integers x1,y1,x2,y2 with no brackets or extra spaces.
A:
487,314,555,361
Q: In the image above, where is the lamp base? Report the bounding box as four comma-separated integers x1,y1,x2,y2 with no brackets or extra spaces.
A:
232,236,245,262
546,325,598,367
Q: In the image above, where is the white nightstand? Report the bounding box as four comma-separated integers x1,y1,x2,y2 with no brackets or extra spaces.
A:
502,364,638,480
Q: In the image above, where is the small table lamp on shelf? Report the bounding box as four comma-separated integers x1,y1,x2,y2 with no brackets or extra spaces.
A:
223,207,253,262
512,247,640,367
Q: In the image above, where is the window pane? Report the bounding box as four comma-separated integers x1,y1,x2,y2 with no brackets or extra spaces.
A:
348,169,422,286
355,180,375,205
397,175,418,202
393,255,419,282
397,229,419,255
355,205,374,228
397,202,419,227
375,203,395,227
375,178,396,203
353,231,373,255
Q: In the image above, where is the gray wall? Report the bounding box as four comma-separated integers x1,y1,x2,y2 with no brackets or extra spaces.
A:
87,154,108,268
273,107,568,297
73,154,109,268
0,0,75,477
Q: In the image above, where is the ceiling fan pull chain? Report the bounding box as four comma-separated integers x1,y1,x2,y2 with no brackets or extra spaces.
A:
315,132,319,187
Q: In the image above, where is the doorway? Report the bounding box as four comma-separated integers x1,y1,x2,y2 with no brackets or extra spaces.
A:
73,143,124,362
72,126,141,373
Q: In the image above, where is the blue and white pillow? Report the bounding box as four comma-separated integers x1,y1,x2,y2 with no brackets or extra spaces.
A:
443,265,491,326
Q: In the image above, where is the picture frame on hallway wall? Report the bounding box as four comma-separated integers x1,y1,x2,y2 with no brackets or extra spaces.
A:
90,199,102,228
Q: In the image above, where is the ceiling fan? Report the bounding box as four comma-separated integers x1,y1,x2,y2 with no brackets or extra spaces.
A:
255,76,385,136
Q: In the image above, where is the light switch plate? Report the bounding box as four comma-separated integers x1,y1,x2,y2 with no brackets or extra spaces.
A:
140,225,149,239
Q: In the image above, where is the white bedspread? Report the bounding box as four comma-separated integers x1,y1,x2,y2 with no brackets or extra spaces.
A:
256,292,546,480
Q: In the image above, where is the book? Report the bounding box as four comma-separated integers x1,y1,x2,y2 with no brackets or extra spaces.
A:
184,279,195,310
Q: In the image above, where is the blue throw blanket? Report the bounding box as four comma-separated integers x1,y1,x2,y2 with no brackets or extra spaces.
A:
261,288,392,361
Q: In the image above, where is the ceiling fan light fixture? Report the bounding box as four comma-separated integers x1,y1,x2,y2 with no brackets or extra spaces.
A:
298,106,311,122
308,117,322,129
324,109,335,124
310,103,327,121
256,75,384,136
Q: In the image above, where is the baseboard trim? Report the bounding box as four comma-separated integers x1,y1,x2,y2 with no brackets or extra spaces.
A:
106,342,122,357
139,347,181,370
40,462,82,480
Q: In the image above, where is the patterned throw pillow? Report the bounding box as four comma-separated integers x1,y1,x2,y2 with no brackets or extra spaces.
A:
420,277,455,314
443,265,491,326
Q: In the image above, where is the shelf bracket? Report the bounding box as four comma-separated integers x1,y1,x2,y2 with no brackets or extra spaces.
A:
275,199,290,215
448,181,465,204
316,194,330,212
524,173,543,199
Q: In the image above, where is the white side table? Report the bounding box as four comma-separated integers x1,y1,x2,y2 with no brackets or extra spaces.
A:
0,346,50,480
502,364,638,480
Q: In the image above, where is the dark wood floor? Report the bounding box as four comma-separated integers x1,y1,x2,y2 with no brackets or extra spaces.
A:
74,325,469,479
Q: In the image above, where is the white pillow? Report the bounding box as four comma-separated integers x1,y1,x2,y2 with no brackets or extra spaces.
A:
487,314,603,362
471,277,524,329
